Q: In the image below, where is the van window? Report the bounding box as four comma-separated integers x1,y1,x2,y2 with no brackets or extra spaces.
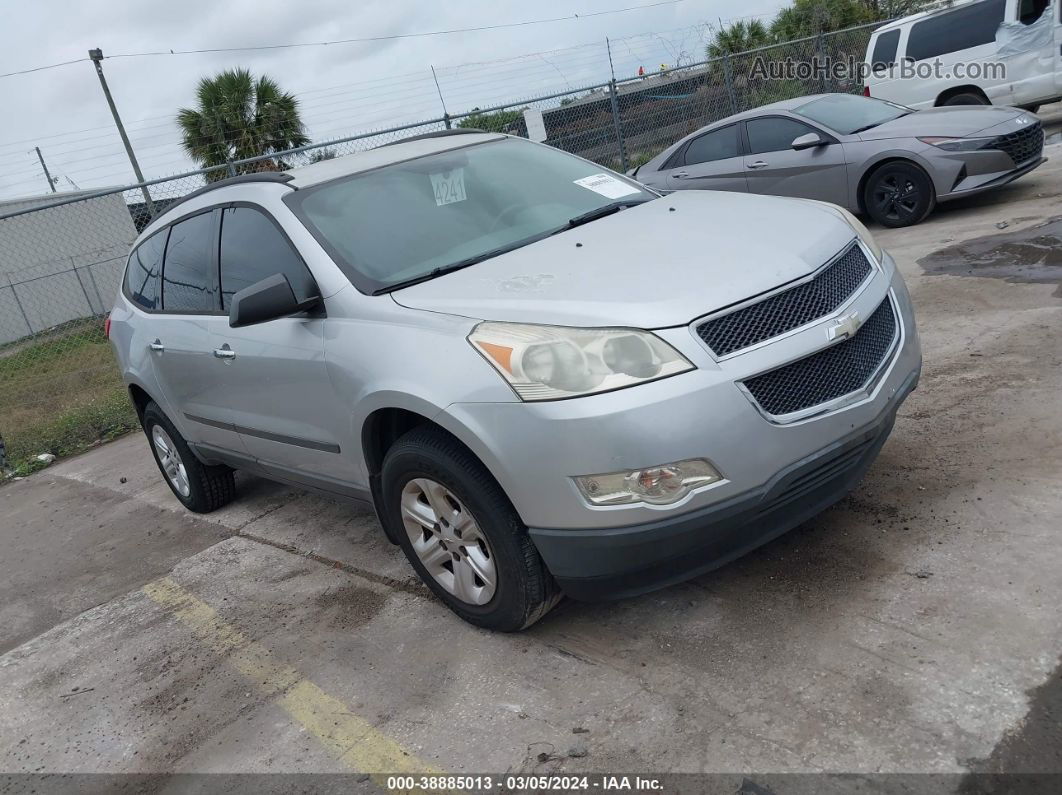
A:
1018,0,1048,24
870,30,900,71
162,211,219,313
219,207,317,311
124,230,166,311
683,125,741,165
906,0,1005,61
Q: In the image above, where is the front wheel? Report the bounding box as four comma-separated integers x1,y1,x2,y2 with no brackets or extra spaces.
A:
863,162,936,228
381,426,559,631
942,92,989,106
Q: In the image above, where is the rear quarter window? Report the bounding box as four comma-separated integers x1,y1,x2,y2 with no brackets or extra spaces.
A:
870,29,900,71
906,0,1006,61
124,230,167,311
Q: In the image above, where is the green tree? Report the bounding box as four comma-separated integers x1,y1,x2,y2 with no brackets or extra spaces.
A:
177,68,309,178
706,19,773,59
770,0,875,40
456,108,524,133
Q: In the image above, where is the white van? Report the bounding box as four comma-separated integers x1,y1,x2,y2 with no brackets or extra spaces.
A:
864,0,1061,111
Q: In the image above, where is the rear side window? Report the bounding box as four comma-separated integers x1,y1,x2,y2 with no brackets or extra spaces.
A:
1018,0,1048,24
683,125,741,166
870,29,900,71
124,230,166,311
219,207,317,311
162,211,219,313
746,118,821,155
906,0,1005,61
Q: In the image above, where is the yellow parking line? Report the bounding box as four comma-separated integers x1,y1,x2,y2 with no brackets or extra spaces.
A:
143,577,442,786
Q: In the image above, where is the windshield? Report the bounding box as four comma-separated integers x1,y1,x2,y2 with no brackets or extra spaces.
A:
794,94,911,135
286,137,655,293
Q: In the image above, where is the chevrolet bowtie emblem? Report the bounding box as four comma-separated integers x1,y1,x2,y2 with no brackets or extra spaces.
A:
827,311,862,342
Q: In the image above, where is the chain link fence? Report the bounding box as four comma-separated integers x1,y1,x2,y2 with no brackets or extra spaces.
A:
0,21,883,475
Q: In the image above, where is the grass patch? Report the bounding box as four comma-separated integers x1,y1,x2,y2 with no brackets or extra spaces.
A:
1,320,138,477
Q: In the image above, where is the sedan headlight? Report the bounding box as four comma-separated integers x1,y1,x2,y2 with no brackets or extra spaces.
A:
918,136,991,153
468,322,693,401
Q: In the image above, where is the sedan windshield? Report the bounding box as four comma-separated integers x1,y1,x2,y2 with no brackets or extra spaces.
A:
285,137,655,293
794,94,911,135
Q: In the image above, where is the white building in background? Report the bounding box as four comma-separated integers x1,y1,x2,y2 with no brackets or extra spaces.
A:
0,188,137,344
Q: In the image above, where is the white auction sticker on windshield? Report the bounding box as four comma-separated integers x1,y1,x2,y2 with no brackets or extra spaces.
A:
430,169,467,206
573,173,640,199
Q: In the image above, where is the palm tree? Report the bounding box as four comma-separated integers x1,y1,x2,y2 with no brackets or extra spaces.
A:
706,19,773,60
177,68,309,179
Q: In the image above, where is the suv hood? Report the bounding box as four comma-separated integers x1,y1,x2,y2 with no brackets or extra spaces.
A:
391,191,856,328
857,105,1027,141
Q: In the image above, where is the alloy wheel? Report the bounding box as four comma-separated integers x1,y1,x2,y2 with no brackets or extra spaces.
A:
400,478,497,605
152,425,190,497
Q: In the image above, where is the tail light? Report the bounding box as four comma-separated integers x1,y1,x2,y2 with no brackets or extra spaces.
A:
104,314,111,338
863,85,871,97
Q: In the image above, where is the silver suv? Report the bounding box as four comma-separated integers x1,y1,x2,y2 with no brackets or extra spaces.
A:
109,131,922,630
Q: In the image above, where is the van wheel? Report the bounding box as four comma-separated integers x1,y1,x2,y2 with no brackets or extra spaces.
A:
381,426,560,631
942,92,989,106
142,401,236,513
863,162,936,228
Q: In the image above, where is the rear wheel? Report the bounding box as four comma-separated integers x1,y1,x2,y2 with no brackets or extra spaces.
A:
942,92,989,106
382,426,559,631
142,401,235,513
863,162,936,228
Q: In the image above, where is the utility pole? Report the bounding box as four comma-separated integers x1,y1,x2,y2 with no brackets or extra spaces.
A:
34,147,56,193
88,48,155,216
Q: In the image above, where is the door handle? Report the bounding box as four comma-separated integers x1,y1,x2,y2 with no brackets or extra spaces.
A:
213,347,236,360
672,171,690,179
149,340,164,352
747,161,769,170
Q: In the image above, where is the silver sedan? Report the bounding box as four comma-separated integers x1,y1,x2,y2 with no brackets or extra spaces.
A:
631,93,1046,227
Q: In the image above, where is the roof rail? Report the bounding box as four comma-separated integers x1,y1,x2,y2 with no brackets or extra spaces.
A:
379,128,492,148
150,171,296,224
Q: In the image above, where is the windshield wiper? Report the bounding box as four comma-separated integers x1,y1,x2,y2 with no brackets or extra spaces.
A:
375,236,552,294
850,112,911,135
564,199,651,230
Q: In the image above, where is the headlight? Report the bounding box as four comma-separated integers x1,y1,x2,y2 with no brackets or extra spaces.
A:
918,136,991,152
800,198,882,264
575,458,722,506
468,322,693,401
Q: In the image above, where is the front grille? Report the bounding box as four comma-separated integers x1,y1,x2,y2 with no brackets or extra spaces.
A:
697,243,872,357
742,298,897,417
988,122,1044,166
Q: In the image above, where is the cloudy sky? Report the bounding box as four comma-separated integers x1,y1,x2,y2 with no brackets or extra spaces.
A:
0,0,788,200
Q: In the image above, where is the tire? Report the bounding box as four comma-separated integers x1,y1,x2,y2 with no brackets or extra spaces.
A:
863,161,936,228
942,92,989,106
381,425,560,631
142,401,236,513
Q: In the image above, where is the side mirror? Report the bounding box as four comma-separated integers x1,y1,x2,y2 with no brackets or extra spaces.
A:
229,273,321,328
792,132,827,151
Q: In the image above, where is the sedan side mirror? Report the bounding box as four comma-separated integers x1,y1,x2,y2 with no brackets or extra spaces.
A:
792,133,827,151
229,273,321,328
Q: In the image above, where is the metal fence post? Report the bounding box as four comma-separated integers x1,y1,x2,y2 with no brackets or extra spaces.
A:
817,32,829,93
7,282,33,336
443,113,452,130
722,54,739,115
608,80,629,173
225,158,238,178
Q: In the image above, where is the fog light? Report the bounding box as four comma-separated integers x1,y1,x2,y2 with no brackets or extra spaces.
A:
575,459,722,506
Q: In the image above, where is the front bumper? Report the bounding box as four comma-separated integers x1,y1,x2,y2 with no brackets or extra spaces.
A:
530,366,918,600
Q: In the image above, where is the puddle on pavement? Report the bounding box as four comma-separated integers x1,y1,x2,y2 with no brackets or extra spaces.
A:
1046,129,1061,147
918,216,1062,296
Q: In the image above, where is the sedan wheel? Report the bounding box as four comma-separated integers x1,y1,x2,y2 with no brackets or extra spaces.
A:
864,162,935,228
401,478,496,605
